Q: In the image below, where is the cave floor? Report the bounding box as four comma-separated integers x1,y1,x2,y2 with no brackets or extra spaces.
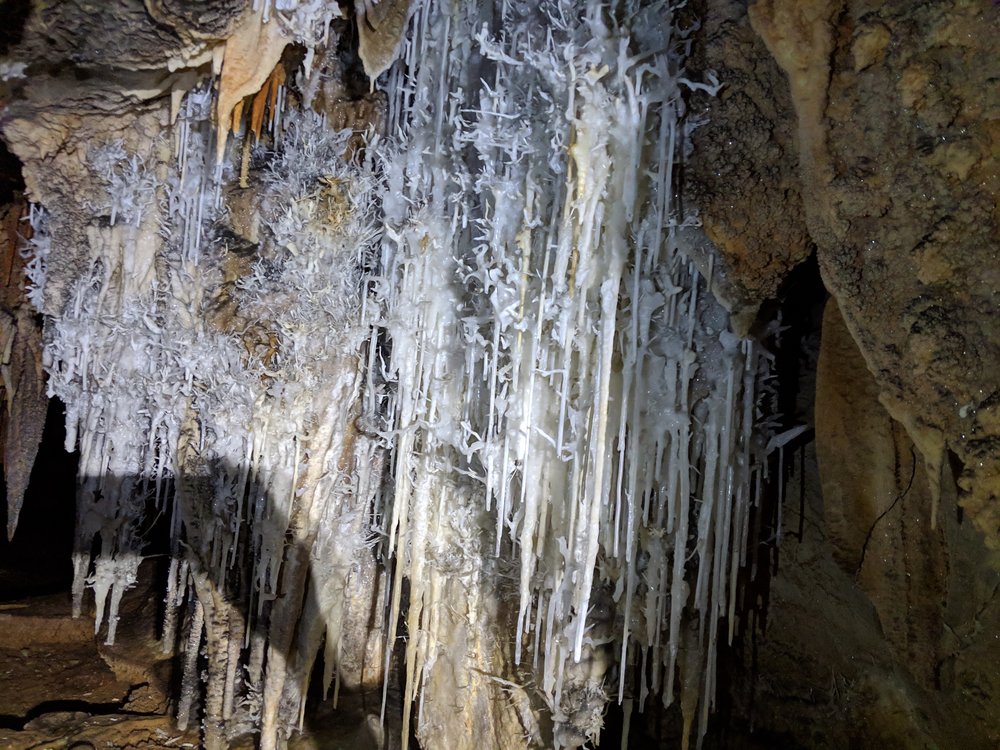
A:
0,590,197,749
0,582,387,750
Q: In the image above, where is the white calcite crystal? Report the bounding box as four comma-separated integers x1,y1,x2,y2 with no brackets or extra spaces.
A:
19,1,774,748
373,0,771,747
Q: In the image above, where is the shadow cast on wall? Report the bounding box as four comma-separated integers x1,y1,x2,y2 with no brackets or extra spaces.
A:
55,436,394,749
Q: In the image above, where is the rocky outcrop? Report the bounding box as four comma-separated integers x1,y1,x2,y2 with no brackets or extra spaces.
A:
688,0,1000,550
682,1,1000,744
684,0,811,333
748,0,1000,551
744,295,1000,747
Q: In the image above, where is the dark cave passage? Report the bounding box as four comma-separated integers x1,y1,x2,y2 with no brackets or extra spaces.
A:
0,397,77,600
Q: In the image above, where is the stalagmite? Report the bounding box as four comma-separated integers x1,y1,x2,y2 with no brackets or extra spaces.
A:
4,0,778,747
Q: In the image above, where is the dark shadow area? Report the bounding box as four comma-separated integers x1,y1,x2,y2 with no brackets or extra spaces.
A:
0,397,78,600
0,422,404,750
0,698,158,732
758,253,826,443
0,0,31,58
601,255,829,750
717,254,827,750
0,140,25,206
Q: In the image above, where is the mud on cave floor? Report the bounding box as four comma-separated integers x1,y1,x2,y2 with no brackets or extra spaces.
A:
0,566,392,750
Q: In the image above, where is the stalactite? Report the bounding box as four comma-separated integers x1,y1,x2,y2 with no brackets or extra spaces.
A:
20,71,387,741
0,201,47,541
373,1,772,747
9,1,777,747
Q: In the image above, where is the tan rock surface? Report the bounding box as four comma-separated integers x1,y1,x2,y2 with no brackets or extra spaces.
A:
749,0,1000,550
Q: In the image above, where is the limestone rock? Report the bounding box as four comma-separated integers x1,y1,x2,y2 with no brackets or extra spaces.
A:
816,297,947,688
685,0,811,329
750,0,1000,551
0,201,46,539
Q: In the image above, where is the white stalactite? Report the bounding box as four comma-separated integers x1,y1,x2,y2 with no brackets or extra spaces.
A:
19,0,776,747
375,1,771,747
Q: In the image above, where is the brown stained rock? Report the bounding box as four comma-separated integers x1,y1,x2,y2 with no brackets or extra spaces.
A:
743,418,1000,747
750,0,1000,551
0,200,46,540
2,100,171,317
816,297,948,689
0,610,92,651
685,0,812,328
0,585,383,748
355,0,411,82
1,305,47,540
0,714,200,750
146,0,253,41
214,6,291,163
7,0,246,72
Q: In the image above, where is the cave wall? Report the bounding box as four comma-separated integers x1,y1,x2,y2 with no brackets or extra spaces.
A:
690,0,1000,544
1,2,776,749
810,297,1000,746
682,0,812,333
722,295,1000,749
747,0,1000,550
686,0,1000,745
0,0,998,748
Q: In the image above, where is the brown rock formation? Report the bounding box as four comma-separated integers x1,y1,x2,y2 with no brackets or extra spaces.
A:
744,295,1000,747
683,1,1000,743
684,0,812,331
817,296,947,689
748,0,1000,550
0,200,46,538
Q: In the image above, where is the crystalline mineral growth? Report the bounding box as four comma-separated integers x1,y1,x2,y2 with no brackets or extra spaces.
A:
18,0,771,745
161,103,387,750
32,83,385,748
375,0,771,747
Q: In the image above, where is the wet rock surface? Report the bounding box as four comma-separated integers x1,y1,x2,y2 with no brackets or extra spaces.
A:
684,4,1000,739
684,0,812,329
